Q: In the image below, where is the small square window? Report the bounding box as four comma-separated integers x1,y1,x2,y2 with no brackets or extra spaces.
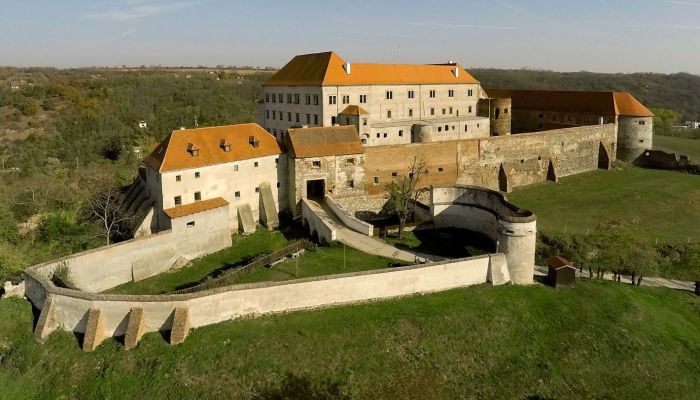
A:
362,118,368,126
312,160,321,168
174,196,182,205
373,176,379,185
346,180,354,189
399,130,403,137
187,221,195,228
408,109,413,117
194,192,201,201
176,175,181,182
438,127,442,132
383,133,388,138
194,172,200,178
387,110,392,119
254,161,259,167
234,165,238,171
346,157,355,165
430,108,435,116
376,133,380,138
255,187,260,193
391,171,398,177
235,191,241,198
438,167,444,172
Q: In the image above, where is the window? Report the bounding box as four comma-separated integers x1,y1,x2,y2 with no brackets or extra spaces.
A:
438,167,444,172
174,196,182,206
176,175,181,182
448,89,454,97
235,191,240,198
288,112,292,122
312,160,321,168
314,114,319,125
359,94,367,103
278,94,283,103
639,121,646,126
430,108,435,116
449,107,453,114
254,161,259,167
468,106,473,113
306,114,311,124
266,110,270,119
275,157,279,164
287,94,292,103
265,93,270,103
399,130,404,137
296,113,300,123
305,95,311,105
445,125,449,131
386,91,393,100
271,111,276,120
194,171,200,179
346,180,354,189
277,182,280,188
438,127,442,132
468,89,474,96
639,139,645,143
373,176,379,185
429,90,436,98
331,116,337,125
194,192,201,201
382,133,387,138
234,164,238,171
408,90,415,99
376,133,380,138
392,171,398,177
361,138,367,144
464,125,468,132
329,95,336,105
271,94,276,103
505,108,509,114
255,187,260,193
362,118,368,126
313,95,319,105
294,94,300,104
387,110,392,119
342,95,350,104
408,109,413,117
442,108,446,115
346,157,355,165
187,221,195,228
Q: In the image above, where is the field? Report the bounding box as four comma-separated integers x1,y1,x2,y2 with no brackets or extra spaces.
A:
1,280,698,399
108,229,402,295
507,166,700,243
654,135,700,162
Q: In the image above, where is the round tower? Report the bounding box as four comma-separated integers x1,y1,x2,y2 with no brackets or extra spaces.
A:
489,98,512,136
616,116,653,163
497,217,536,285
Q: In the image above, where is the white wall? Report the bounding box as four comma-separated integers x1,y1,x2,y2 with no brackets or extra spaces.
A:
301,198,336,244
325,195,374,236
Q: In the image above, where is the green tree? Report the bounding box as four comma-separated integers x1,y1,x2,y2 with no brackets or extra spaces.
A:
650,108,681,135
385,156,427,239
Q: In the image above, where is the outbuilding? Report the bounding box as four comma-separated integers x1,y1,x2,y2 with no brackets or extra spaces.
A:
547,256,576,289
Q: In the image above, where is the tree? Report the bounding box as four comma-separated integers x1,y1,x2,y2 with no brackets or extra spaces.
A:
82,181,137,245
385,156,428,239
651,108,681,135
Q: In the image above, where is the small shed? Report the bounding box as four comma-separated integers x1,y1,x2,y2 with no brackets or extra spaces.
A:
547,256,576,289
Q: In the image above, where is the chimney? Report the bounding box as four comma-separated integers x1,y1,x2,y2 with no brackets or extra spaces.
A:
344,62,351,75
454,67,459,78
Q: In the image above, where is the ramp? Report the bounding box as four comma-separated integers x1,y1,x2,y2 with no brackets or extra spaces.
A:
258,182,279,229
237,204,256,234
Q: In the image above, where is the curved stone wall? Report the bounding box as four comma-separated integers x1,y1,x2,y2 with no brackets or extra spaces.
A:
430,185,536,284
617,116,653,163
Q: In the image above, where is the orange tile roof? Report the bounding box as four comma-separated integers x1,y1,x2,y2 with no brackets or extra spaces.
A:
144,123,281,172
287,126,364,158
338,105,368,115
265,51,480,86
486,89,653,117
164,197,229,219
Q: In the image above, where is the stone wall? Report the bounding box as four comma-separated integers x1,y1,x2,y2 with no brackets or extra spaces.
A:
301,198,336,244
363,124,616,194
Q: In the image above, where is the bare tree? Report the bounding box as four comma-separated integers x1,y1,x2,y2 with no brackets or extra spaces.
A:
84,184,137,245
385,156,428,239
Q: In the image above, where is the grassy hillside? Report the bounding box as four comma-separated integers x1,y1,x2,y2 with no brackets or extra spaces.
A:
472,69,700,120
654,135,700,162
1,281,698,399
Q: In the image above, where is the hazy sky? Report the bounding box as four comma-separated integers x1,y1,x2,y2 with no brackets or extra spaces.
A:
1,0,699,74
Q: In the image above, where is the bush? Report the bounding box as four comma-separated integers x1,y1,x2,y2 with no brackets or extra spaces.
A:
51,261,75,288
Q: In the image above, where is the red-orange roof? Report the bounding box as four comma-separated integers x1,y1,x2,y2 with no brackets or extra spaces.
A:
287,126,364,158
547,256,574,269
164,197,229,219
265,51,480,86
144,123,281,173
486,89,653,117
339,105,368,115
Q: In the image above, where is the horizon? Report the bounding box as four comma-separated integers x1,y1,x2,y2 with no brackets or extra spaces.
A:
2,1,700,74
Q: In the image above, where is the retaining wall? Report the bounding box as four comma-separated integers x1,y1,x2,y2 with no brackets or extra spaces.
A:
301,198,336,243
325,195,374,236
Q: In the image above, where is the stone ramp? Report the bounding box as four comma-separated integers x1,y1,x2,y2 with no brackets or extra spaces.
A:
258,182,279,229
237,204,256,234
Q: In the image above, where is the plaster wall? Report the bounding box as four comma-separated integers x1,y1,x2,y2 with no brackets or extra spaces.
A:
324,195,374,236
301,198,336,244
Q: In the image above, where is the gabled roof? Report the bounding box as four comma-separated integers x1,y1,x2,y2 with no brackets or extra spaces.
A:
265,51,480,86
339,105,368,116
164,197,229,219
486,89,653,117
547,256,575,269
144,123,281,173
286,126,364,158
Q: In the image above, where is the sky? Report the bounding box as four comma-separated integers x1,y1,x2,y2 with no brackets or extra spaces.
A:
1,0,699,74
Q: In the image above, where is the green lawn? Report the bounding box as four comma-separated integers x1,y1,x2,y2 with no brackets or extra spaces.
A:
1,280,699,399
108,229,402,295
654,135,700,162
507,166,700,243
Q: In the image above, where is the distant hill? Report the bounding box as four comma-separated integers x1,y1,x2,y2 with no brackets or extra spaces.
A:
471,69,700,120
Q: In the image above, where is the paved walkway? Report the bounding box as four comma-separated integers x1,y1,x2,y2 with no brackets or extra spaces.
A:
534,266,697,292
308,199,445,263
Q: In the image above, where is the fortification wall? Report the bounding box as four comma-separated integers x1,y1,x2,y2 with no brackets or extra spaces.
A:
430,186,536,284
617,116,653,163
363,124,617,193
31,206,232,293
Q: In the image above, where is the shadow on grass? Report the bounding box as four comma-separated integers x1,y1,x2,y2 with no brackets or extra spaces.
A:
388,228,496,259
253,372,350,400
172,254,265,291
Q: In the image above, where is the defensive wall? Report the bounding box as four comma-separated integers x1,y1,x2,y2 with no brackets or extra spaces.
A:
364,124,617,194
430,186,537,285
25,250,511,350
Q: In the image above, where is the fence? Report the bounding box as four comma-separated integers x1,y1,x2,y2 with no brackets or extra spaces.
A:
170,240,317,295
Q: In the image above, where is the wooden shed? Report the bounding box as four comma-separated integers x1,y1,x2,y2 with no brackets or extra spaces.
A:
547,256,576,289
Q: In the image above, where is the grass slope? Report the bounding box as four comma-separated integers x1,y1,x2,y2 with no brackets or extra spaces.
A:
0,281,698,399
654,135,700,162
507,167,700,242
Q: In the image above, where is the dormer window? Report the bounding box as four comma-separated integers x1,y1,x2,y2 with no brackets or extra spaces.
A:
187,143,199,157
220,138,231,152
248,136,260,148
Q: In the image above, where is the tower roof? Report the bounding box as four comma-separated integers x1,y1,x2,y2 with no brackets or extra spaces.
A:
265,51,480,86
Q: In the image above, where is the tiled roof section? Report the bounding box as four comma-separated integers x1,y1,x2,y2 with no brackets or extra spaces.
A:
613,92,654,117
339,105,368,115
287,126,364,158
265,51,480,86
164,197,229,219
143,123,281,172
486,89,653,117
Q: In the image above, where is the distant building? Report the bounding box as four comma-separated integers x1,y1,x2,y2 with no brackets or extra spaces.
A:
683,121,700,129
6,78,25,91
